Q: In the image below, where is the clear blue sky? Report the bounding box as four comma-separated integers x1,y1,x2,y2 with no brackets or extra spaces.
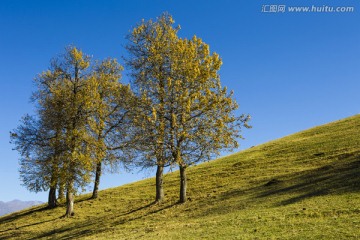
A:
0,0,359,202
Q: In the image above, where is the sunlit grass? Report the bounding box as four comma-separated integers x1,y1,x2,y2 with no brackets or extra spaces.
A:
1,114,359,239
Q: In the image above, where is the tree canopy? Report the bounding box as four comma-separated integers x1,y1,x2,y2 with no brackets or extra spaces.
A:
11,13,250,216
11,46,135,216
126,13,250,203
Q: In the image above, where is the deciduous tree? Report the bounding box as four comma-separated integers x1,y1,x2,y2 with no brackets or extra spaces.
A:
126,13,251,203
10,115,61,208
12,46,138,215
13,47,98,216
166,36,251,202
126,13,179,202
87,59,135,199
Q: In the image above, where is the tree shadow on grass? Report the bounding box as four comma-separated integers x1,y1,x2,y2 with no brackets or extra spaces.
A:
193,152,360,218
0,206,62,239
256,153,360,206
26,219,99,240
17,201,177,240
119,201,155,216
0,205,50,225
0,217,58,235
0,218,58,240
113,201,175,226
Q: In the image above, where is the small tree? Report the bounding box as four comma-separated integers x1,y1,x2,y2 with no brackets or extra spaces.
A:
10,115,62,208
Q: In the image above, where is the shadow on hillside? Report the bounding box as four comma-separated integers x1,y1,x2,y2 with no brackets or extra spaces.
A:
114,201,175,225
0,205,49,226
0,217,57,235
194,152,360,217
258,153,360,206
21,201,176,240
26,219,99,240
0,206,59,239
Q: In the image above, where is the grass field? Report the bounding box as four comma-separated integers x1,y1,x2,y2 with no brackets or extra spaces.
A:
1,114,359,239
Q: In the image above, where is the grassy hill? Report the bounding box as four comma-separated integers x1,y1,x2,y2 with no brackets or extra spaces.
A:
1,115,359,239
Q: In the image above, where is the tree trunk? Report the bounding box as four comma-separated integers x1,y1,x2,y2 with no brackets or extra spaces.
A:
48,187,57,208
92,161,102,199
58,184,65,202
49,157,59,207
179,164,187,203
155,164,164,202
65,189,75,217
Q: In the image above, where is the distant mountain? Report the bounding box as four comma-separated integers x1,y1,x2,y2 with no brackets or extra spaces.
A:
0,199,43,216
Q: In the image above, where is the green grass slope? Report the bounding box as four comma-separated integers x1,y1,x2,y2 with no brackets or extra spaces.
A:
1,115,359,239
